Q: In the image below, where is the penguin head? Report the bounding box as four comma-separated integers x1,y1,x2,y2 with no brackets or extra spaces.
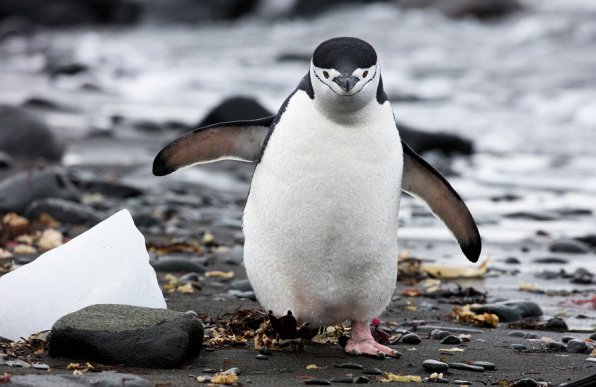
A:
310,37,380,113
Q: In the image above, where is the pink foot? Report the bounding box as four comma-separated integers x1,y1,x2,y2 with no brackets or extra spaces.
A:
344,320,400,359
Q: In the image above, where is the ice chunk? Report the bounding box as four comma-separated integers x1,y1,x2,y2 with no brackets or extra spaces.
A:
0,209,166,341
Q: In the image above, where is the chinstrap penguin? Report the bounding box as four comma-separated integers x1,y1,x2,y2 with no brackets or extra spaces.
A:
153,37,481,358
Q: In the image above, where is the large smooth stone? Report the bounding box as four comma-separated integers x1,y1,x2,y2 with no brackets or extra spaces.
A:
0,105,63,161
0,210,166,341
471,300,542,322
49,304,203,368
0,167,80,214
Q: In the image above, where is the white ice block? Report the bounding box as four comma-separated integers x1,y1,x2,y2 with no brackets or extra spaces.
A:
0,209,166,341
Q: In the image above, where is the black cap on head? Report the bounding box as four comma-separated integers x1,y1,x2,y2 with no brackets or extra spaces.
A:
312,37,377,73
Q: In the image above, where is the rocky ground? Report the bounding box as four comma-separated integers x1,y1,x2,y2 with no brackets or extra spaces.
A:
1,0,596,385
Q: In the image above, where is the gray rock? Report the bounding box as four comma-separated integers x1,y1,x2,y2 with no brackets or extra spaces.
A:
511,344,527,350
590,333,596,340
472,361,495,370
354,376,370,384
544,317,568,332
430,329,453,339
49,304,203,368
513,378,539,387
401,333,421,344
228,290,257,301
0,167,81,214
448,362,485,372
562,336,578,344
10,372,151,387
566,339,588,353
440,335,462,345
256,354,267,360
0,105,63,161
549,238,592,254
150,256,207,273
453,381,473,385
0,151,14,169
546,342,566,351
471,300,543,322
422,359,449,372
221,245,244,265
362,367,383,375
231,279,253,292
26,198,102,224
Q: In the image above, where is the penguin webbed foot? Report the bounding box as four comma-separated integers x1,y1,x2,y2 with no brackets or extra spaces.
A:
345,320,401,359
268,310,312,340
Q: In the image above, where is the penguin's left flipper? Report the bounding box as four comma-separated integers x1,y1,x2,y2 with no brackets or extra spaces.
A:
401,140,481,263
153,116,274,176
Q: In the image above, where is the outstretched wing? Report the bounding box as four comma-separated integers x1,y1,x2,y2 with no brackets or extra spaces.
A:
153,116,274,176
401,140,481,263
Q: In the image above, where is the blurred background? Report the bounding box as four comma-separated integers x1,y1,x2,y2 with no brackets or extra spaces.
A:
0,0,595,329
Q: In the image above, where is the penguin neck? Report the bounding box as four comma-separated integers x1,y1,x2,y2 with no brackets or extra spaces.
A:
315,98,375,126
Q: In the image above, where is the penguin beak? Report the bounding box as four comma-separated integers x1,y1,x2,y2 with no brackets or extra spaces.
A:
333,75,359,92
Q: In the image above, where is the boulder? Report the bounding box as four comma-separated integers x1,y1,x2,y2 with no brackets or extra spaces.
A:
0,167,81,214
50,304,203,368
197,96,273,128
0,210,166,341
0,105,63,161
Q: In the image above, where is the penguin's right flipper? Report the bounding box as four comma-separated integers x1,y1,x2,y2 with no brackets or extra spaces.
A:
401,140,481,263
153,116,274,176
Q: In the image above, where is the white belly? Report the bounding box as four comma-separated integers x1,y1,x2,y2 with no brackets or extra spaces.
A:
243,92,403,325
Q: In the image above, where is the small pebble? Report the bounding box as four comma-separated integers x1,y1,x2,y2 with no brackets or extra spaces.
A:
256,354,268,360
259,347,272,356
511,344,528,350
32,363,50,370
422,359,449,373
436,378,449,384
544,317,568,332
330,377,353,384
441,335,462,345
562,336,578,344
589,333,596,340
305,379,331,385
513,378,539,387
224,367,240,375
431,330,453,340
453,380,472,385
336,362,363,370
525,333,539,339
401,333,422,345
566,339,588,353
362,367,383,375
546,342,566,351
472,361,495,370
202,369,215,374
448,362,485,372
354,376,370,384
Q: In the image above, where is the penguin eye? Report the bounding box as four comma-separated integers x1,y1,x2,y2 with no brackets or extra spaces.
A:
323,71,329,79
363,71,369,78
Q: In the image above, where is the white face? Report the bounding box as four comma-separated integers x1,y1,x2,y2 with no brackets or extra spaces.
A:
310,62,380,114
